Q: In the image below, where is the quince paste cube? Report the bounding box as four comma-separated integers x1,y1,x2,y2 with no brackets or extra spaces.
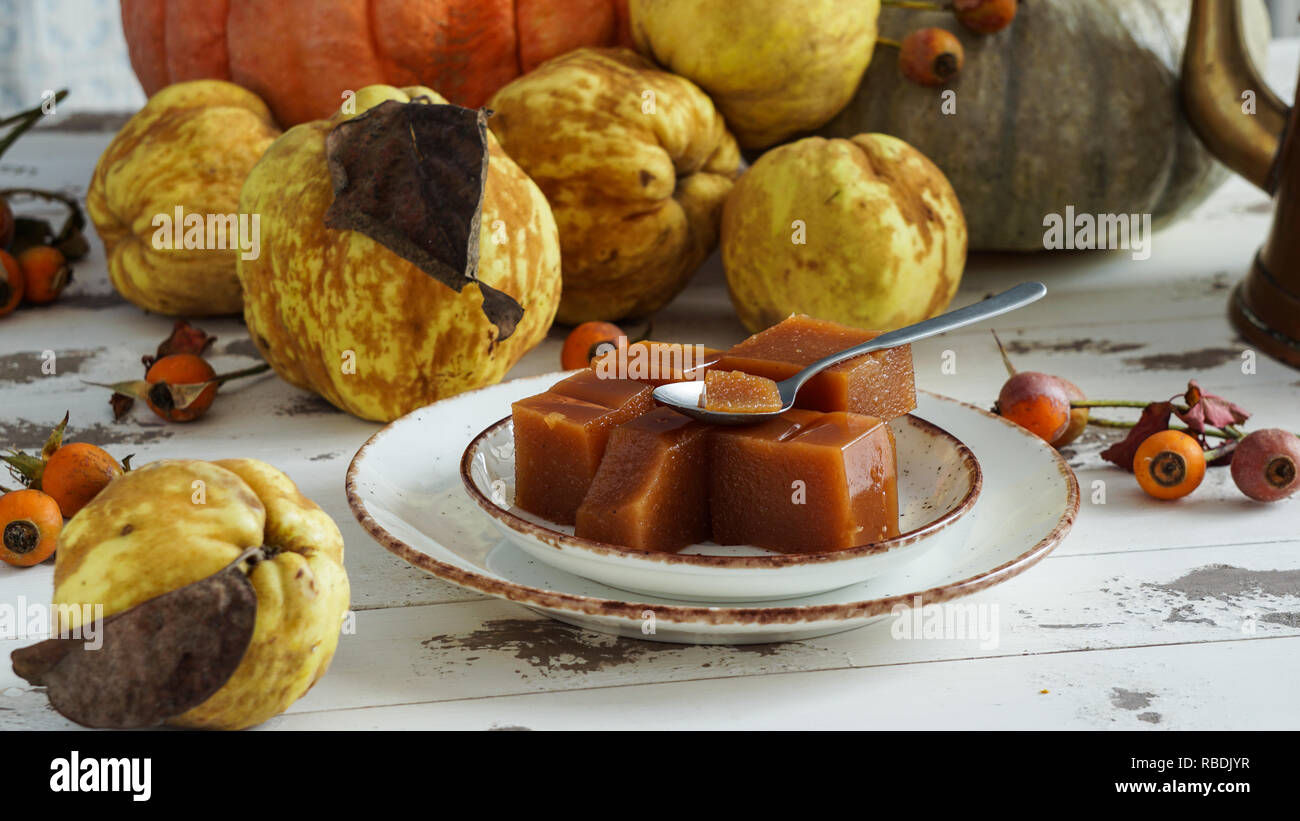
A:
589,340,722,385
575,407,711,552
710,409,899,553
511,374,654,524
700,369,783,413
715,314,915,419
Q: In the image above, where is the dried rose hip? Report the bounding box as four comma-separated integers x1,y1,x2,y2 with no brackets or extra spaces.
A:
1230,428,1300,502
145,353,217,422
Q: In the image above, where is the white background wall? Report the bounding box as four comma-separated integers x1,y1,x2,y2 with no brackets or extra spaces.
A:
0,0,145,113
1270,0,1300,36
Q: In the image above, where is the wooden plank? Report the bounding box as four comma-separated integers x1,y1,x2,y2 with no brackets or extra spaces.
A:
260,636,1300,730
5,537,1295,729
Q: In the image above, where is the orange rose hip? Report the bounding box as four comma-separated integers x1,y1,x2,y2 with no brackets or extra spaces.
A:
41,442,123,518
0,489,62,567
145,353,218,422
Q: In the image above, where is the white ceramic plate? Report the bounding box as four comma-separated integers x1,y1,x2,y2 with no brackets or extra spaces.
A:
459,414,981,601
347,373,1079,645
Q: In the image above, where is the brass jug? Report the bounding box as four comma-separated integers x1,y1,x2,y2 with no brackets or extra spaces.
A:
1184,0,1300,367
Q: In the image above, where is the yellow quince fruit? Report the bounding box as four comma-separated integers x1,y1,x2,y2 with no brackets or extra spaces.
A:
53,458,349,730
87,80,280,315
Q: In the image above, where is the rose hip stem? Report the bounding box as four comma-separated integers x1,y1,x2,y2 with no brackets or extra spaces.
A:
83,362,271,399
1085,415,1298,441
1070,399,1153,409
0,90,68,161
204,362,271,386
1085,417,1242,440
1203,441,1236,462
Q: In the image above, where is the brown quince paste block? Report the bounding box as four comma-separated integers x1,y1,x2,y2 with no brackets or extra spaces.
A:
700,369,783,413
512,371,655,524
575,407,711,552
710,409,899,553
590,340,722,386
715,314,915,419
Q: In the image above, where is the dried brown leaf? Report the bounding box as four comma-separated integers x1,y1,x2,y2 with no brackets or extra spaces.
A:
11,552,258,728
155,319,216,360
1100,401,1174,472
110,391,134,420
323,100,523,340
1176,379,1250,441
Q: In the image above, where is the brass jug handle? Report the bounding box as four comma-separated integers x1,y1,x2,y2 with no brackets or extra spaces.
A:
1184,0,1290,194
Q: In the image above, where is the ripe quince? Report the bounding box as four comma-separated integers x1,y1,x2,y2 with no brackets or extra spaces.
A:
722,134,966,333
87,80,280,315
237,84,561,422
488,48,740,324
53,459,349,730
628,0,880,151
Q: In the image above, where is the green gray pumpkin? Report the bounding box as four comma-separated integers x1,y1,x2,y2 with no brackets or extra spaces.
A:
817,0,1270,250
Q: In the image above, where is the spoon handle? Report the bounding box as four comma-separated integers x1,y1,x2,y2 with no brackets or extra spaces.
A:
787,282,1048,390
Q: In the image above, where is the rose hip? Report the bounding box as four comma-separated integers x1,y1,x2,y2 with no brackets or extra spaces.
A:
899,28,965,86
953,0,1017,34
1052,377,1089,448
1134,430,1206,501
997,372,1071,443
1230,428,1300,502
561,321,624,371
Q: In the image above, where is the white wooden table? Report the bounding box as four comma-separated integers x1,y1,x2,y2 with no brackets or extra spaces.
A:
2,48,1298,733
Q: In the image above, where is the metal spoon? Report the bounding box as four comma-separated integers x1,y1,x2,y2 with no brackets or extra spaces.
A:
654,281,1048,425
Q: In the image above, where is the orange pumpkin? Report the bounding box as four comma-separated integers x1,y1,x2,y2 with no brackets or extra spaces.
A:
120,0,634,126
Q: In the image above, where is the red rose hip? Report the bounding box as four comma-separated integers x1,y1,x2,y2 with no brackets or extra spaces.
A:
1230,428,1300,502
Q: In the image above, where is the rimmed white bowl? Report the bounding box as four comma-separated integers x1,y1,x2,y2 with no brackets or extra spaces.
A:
459,413,981,601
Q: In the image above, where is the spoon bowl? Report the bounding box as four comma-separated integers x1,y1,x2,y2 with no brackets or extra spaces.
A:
654,282,1048,424
651,379,793,424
